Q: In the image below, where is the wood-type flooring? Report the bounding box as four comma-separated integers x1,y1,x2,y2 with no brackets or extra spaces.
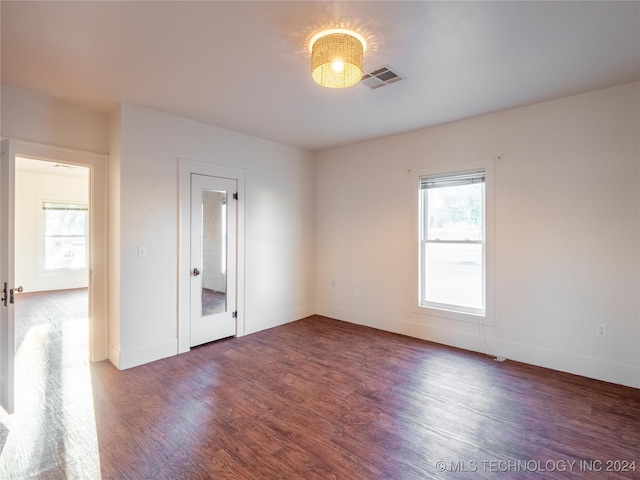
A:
1,290,640,479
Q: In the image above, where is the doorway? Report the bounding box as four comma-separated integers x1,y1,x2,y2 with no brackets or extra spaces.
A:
15,157,89,290
14,156,91,358
0,143,104,476
9,140,108,363
1,139,108,416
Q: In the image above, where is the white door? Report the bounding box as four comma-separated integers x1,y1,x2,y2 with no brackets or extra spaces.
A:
190,174,237,347
0,139,16,414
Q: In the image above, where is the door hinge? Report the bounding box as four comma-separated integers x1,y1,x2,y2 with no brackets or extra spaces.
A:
1,283,6,307
232,311,238,318
233,192,238,200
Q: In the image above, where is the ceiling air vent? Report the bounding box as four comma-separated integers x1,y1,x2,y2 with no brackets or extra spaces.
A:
360,66,405,90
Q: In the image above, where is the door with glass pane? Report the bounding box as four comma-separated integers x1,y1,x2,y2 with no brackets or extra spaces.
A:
190,174,237,347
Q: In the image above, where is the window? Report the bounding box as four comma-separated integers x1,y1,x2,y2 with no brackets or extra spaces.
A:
43,202,88,270
419,169,486,317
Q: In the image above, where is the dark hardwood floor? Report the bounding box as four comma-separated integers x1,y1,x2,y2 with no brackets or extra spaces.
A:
93,317,640,480
1,290,640,479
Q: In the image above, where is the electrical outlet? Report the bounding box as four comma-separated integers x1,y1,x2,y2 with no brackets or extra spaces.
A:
354,288,359,297
331,280,336,288
597,323,607,338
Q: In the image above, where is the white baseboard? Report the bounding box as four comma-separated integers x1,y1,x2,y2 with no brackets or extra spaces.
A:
244,304,315,336
315,303,640,389
110,339,178,370
108,305,315,369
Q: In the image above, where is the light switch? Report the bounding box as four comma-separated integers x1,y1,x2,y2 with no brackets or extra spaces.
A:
138,246,147,258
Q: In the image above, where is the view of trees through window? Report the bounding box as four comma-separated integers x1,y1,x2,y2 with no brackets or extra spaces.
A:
426,183,483,241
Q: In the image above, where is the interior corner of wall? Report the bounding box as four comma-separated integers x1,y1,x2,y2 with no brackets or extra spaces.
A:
108,343,121,370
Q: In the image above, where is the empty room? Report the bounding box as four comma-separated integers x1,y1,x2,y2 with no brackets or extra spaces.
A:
1,1,639,479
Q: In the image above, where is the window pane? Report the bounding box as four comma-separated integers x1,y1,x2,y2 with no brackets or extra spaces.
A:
44,204,87,270
426,183,483,241
45,209,87,236
423,242,483,310
44,236,86,270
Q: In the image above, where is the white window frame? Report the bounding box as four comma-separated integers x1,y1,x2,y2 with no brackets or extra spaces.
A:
415,158,495,325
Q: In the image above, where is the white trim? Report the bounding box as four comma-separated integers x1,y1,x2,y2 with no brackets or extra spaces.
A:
115,339,178,370
413,157,496,326
178,158,245,354
244,304,316,336
7,139,108,362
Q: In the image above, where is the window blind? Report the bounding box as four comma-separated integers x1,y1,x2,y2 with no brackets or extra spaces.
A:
43,203,88,211
420,169,485,189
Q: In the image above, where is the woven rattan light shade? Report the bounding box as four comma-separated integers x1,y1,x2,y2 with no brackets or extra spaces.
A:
311,31,365,88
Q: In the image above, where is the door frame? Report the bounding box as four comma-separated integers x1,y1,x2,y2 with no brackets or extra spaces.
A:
178,158,245,354
8,139,109,362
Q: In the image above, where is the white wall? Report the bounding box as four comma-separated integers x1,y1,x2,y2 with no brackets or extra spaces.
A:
109,103,315,369
1,85,109,154
15,169,89,292
316,82,640,388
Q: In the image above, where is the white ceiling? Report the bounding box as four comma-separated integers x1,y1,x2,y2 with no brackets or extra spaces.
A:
2,1,639,152
16,157,89,178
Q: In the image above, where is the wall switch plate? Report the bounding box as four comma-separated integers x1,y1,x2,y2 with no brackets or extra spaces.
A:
138,246,147,258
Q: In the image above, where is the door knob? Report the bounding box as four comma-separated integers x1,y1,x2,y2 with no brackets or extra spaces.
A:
192,268,201,277
9,285,23,304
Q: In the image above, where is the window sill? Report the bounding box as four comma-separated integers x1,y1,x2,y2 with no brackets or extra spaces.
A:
414,304,493,326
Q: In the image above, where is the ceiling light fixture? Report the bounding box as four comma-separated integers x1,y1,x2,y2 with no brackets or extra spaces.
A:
310,29,366,88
